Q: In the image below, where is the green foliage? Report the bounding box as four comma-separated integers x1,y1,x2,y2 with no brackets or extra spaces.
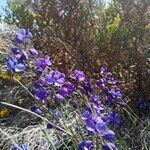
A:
106,13,120,37
3,5,33,28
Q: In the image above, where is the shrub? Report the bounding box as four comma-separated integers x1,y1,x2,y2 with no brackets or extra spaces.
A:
3,0,149,109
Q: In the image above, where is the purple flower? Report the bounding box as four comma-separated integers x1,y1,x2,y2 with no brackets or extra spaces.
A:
106,72,113,78
45,70,65,86
107,78,117,85
31,106,41,114
70,70,85,81
102,143,118,150
29,48,38,57
11,47,21,54
102,86,109,95
119,101,127,107
89,95,105,113
81,110,96,133
52,109,61,118
81,110,92,121
85,119,96,133
35,58,46,68
96,78,106,87
35,88,48,102
55,93,64,101
107,112,121,125
16,29,32,43
109,88,122,99
78,140,93,150
16,29,27,43
89,94,100,102
6,57,17,72
55,83,74,101
29,85,36,94
15,63,26,72
100,66,108,74
85,116,106,133
95,119,106,133
58,87,68,96
16,28,32,43
55,87,69,101
93,116,105,124
96,80,109,95
34,79,45,88
35,68,43,76
100,67,113,79
106,95,114,103
6,57,25,72
18,51,28,63
62,82,75,94
82,109,106,134
81,80,92,94
102,130,116,141
138,100,148,112
11,144,29,150
35,55,52,68
92,103,105,113
47,123,53,129
44,55,52,66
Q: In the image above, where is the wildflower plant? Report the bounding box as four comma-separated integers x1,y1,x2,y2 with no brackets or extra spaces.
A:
0,29,127,150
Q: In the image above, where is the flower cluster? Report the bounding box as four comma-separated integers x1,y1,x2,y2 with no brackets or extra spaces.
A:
80,91,117,148
16,29,32,43
96,67,126,107
6,29,38,73
30,69,75,103
6,56,26,72
4,29,127,150
69,67,126,149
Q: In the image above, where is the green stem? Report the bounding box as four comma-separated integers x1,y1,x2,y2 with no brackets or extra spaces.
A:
0,101,72,136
